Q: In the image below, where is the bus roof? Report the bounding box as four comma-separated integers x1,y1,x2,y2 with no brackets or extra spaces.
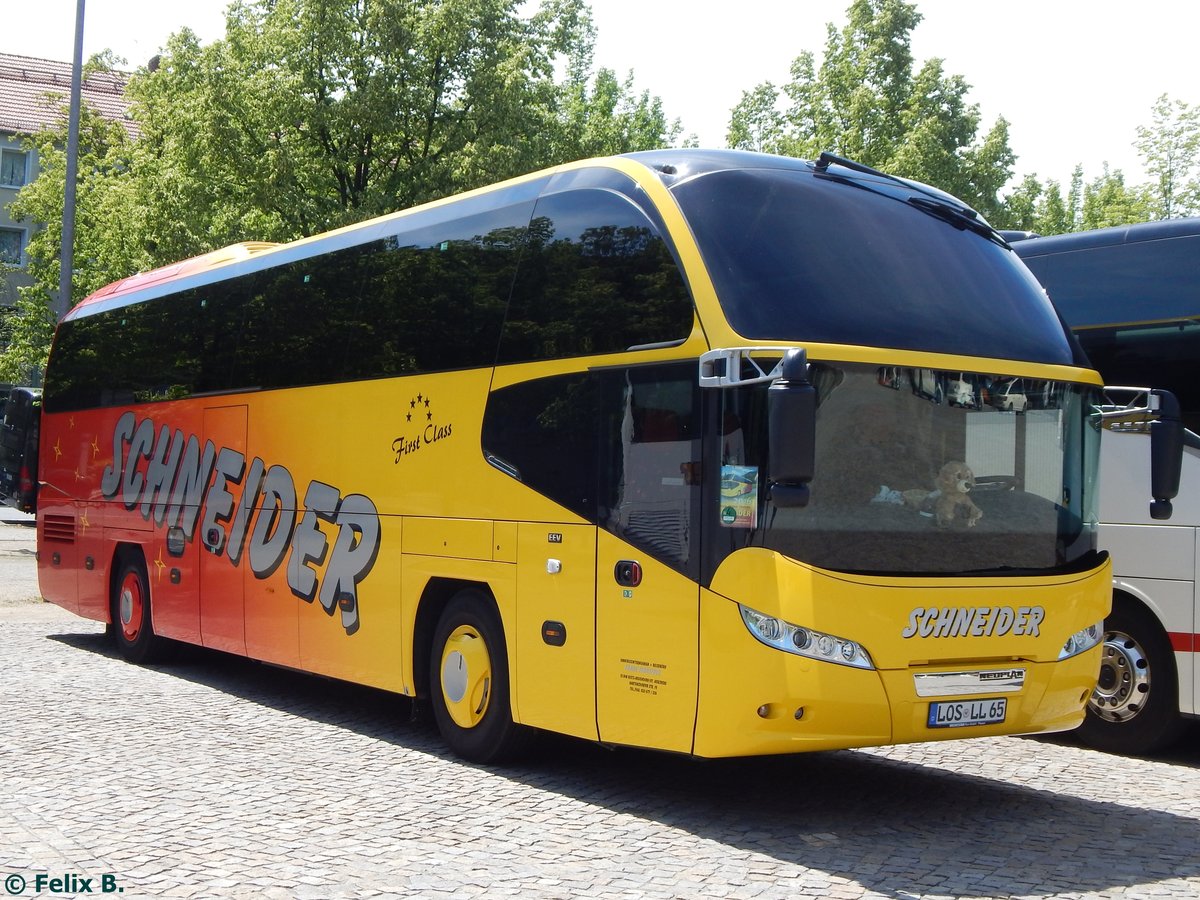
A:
1014,217,1200,257
1013,218,1200,329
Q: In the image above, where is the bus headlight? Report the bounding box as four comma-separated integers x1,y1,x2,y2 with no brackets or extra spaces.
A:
1059,620,1105,660
740,605,874,670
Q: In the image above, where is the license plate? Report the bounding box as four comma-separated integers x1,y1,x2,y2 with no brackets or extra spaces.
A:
927,697,1007,728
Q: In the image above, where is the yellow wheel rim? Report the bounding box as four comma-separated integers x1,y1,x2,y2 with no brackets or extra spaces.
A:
439,624,492,729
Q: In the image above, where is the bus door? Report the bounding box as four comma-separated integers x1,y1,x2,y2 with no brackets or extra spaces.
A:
594,367,701,753
199,405,247,655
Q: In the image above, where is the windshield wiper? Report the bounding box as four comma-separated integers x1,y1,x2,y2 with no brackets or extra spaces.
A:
814,152,1007,247
906,196,1007,246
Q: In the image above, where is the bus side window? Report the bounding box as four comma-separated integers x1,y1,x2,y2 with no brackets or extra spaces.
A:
481,373,599,523
598,365,700,575
497,188,693,365
481,364,701,576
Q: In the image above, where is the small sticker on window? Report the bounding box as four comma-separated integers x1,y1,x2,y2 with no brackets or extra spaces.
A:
720,465,759,528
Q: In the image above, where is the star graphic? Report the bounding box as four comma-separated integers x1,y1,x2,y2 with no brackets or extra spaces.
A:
426,411,432,421
409,399,416,409
406,412,412,422
69,416,76,429
80,513,90,533
154,547,166,582
91,438,101,458
424,397,430,408
53,438,62,461
74,468,82,482
416,393,423,404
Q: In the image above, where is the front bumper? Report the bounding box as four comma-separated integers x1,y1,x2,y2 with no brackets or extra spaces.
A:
692,589,1100,758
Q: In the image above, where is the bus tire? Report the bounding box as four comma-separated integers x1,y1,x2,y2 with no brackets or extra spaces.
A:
111,551,168,664
429,589,534,764
1078,596,1185,755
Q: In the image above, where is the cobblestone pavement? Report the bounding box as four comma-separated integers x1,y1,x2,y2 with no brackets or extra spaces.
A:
2,524,1199,899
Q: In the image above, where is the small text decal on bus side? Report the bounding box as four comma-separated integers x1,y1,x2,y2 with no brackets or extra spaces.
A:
392,393,453,462
100,411,381,635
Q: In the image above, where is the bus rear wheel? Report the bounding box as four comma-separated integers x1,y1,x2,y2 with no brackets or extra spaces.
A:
111,552,168,664
1077,597,1184,755
429,589,533,764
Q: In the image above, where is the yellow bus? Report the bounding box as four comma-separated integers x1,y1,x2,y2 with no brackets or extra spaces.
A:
35,150,1119,762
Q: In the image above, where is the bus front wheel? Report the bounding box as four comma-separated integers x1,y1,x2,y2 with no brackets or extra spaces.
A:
111,552,168,664
1078,597,1185,755
429,589,533,764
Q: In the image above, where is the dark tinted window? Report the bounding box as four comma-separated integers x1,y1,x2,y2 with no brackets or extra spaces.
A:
482,372,600,522
1076,323,1200,433
673,168,1076,365
47,293,208,409
44,202,533,412
497,189,694,364
482,363,701,574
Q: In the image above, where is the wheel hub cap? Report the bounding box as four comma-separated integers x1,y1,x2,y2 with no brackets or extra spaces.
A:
118,575,143,641
440,625,492,729
1090,630,1150,722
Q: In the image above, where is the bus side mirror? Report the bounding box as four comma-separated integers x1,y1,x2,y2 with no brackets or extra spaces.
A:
1149,389,1183,520
768,349,816,508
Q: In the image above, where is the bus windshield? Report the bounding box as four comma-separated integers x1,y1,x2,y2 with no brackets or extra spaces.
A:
711,362,1102,576
673,166,1077,366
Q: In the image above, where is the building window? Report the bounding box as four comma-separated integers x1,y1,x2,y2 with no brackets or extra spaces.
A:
1,149,29,188
0,228,24,266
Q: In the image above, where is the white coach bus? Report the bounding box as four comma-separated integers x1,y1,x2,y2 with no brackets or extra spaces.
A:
1015,219,1200,754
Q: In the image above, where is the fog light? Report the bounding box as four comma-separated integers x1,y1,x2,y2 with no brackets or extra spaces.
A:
757,704,771,719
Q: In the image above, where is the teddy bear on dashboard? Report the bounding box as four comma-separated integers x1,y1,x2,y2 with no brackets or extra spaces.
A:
901,460,983,528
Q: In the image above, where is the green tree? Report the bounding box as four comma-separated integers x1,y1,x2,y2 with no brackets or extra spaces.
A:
994,170,1075,235
996,174,1041,232
1066,164,1084,231
726,0,1014,215
553,68,680,161
998,91,1199,237
127,0,598,253
1135,93,1200,219
1037,180,1071,235
1080,165,1151,230
996,161,1153,237
1,58,142,382
726,83,785,153
125,0,674,254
